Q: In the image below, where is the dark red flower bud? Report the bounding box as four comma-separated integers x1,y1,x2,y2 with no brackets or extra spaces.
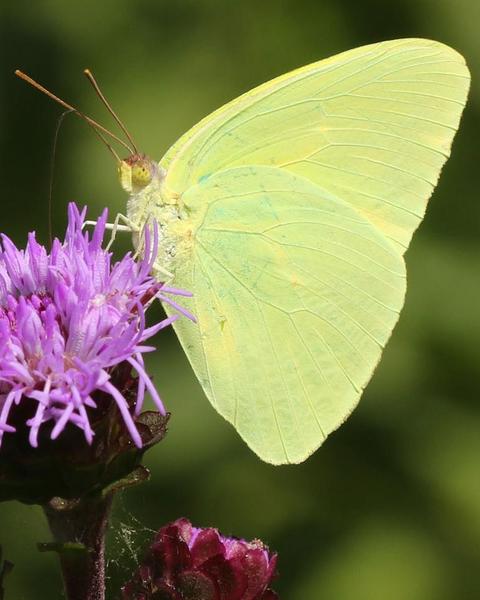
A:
122,518,279,600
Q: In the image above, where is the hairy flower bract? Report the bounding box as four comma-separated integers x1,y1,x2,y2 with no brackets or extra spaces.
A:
0,203,191,450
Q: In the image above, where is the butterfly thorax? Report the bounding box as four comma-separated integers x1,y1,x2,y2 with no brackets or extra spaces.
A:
119,154,189,270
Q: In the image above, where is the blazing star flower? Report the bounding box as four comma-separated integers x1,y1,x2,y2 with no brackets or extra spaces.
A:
122,518,279,600
0,203,193,451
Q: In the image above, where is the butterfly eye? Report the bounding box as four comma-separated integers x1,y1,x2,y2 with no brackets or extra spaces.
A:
132,161,153,188
118,157,154,193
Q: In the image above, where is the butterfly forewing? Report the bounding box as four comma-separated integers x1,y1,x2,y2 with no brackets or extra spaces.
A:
162,38,469,252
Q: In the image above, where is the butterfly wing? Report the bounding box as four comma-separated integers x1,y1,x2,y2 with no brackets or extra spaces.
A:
170,167,405,463
158,39,470,463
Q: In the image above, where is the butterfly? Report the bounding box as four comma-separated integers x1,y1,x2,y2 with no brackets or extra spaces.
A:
18,38,471,464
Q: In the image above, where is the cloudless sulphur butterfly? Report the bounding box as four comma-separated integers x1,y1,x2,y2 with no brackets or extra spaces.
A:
19,38,471,464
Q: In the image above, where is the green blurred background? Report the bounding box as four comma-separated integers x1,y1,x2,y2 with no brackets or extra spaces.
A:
0,1,479,598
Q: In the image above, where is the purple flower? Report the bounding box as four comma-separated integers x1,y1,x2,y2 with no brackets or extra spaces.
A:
0,203,193,450
122,518,279,600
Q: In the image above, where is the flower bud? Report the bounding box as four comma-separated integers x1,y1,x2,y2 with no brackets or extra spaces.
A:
122,518,279,600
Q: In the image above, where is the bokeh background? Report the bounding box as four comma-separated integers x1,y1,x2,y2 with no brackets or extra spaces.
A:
0,1,479,598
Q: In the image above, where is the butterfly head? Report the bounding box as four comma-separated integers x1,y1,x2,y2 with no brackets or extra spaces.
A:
119,154,161,194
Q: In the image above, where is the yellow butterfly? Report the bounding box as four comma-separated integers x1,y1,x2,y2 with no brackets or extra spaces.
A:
18,38,470,464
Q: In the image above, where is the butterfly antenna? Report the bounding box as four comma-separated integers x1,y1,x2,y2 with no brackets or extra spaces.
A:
48,112,121,247
14,70,134,155
84,69,139,155
48,109,73,246
89,128,122,162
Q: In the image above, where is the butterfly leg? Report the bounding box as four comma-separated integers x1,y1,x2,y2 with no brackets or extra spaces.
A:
83,214,173,279
84,213,140,250
152,259,174,282
108,213,140,251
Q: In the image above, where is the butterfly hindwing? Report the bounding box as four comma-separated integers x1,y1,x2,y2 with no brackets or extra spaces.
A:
166,167,405,463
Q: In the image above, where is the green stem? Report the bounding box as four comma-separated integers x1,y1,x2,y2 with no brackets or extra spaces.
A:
43,493,113,600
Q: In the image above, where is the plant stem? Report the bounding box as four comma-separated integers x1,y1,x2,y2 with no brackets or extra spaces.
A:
43,493,114,600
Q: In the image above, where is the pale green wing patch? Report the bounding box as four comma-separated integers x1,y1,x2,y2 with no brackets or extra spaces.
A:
167,167,406,464
162,39,469,253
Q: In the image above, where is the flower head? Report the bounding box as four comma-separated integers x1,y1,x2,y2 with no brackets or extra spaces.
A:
0,203,192,451
122,518,279,600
